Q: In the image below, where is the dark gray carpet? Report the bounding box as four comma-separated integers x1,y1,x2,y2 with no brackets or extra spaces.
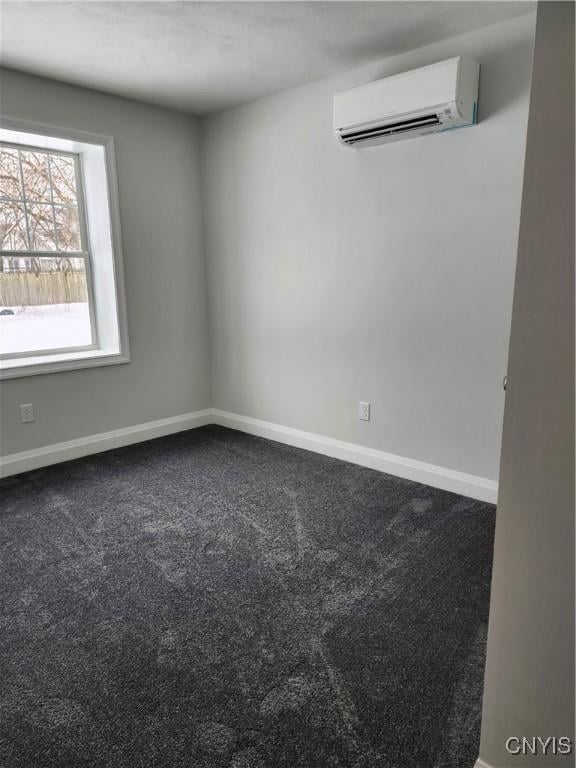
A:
0,425,495,768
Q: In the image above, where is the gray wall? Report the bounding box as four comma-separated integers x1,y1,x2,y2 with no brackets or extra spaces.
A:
201,13,536,481
0,69,211,455
479,3,575,765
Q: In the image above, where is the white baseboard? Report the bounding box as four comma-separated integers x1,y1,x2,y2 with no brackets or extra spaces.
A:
474,760,495,768
212,409,498,504
0,407,498,502
0,409,213,479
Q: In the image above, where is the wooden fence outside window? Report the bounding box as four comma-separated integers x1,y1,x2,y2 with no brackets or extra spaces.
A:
0,272,87,307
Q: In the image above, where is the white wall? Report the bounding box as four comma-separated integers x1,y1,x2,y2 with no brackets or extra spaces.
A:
0,69,211,455
201,13,536,481
478,3,575,765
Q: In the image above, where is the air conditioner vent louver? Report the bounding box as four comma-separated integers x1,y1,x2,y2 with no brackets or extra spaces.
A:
340,114,441,145
333,56,479,148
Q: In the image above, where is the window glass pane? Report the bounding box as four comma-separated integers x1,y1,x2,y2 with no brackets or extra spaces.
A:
50,155,78,204
0,200,29,250
1,145,84,255
27,202,57,251
0,257,92,355
0,148,23,199
54,205,81,251
20,150,51,202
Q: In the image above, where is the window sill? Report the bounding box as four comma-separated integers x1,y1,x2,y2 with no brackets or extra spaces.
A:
0,348,130,379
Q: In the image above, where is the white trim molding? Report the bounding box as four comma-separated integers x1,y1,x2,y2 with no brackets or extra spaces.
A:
211,410,498,504
0,409,212,478
474,760,498,768
0,407,499,502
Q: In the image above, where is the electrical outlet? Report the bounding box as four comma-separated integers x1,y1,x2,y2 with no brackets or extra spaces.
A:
20,403,34,424
358,401,371,422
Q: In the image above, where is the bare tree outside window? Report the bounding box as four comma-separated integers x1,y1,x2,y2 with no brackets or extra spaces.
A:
1,146,82,258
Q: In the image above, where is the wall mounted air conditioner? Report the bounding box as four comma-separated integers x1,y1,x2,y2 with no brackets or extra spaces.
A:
333,56,479,148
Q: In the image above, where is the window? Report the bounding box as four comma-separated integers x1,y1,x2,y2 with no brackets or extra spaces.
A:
1,144,96,357
0,120,129,378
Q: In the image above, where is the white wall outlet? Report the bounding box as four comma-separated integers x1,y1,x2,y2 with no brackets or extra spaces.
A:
358,401,371,422
20,403,34,424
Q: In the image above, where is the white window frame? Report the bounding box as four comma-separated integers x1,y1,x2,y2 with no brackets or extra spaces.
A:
0,117,130,379
0,141,99,359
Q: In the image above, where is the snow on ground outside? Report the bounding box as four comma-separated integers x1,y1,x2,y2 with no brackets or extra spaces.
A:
0,303,92,355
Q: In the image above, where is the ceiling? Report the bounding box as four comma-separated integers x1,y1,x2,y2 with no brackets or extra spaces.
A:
0,1,534,116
